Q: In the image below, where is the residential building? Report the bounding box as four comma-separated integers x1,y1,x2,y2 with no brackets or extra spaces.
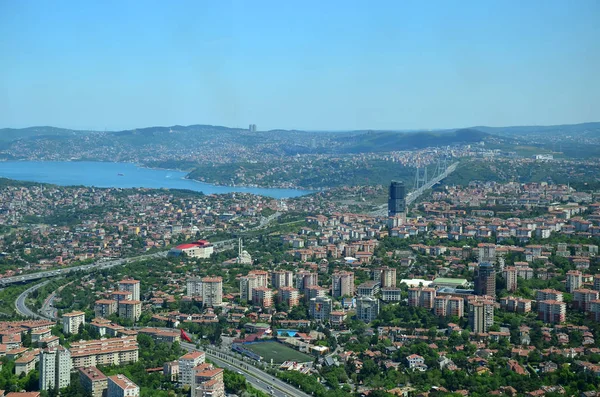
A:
240,275,258,302
39,347,71,391
406,354,427,371
107,374,139,397
500,296,532,313
94,300,117,319
537,300,566,323
178,351,206,386
201,277,223,307
356,296,379,323
594,275,600,291
408,287,436,309
186,278,203,297
589,300,600,322
573,289,599,311
278,287,300,308
79,366,108,397
62,311,85,335
251,287,273,308
381,287,402,302
118,300,142,322
434,296,464,318
193,364,225,397
503,267,518,292
468,298,494,333
163,361,179,382
15,354,38,376
332,271,355,298
309,296,332,322
295,271,318,293
329,311,347,328
305,285,327,302
536,289,564,302
111,291,132,303
566,270,583,293
118,279,140,301
475,262,496,297
70,336,139,368
357,281,380,297
373,266,397,288
271,271,294,289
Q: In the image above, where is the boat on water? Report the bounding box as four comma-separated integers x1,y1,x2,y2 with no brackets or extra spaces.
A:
117,173,125,176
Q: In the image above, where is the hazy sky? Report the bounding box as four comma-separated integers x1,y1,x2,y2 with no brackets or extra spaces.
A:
1,1,599,131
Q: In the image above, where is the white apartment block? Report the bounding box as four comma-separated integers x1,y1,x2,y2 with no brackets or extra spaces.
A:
39,347,72,391
62,311,86,335
178,351,206,386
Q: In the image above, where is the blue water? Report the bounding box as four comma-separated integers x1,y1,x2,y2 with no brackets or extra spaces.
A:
277,329,298,337
0,161,314,198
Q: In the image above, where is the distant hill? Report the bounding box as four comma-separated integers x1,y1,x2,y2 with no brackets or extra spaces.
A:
0,126,92,142
338,128,489,153
469,122,600,137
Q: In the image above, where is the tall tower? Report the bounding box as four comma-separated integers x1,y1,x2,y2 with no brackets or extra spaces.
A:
388,181,406,217
475,262,496,297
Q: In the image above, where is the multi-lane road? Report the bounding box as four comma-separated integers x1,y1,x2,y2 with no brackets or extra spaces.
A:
15,280,53,319
180,342,310,397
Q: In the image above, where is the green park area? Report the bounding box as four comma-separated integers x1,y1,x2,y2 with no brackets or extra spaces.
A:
244,342,313,364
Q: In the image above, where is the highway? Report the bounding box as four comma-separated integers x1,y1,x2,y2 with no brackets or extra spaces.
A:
15,280,53,320
0,238,239,287
181,341,310,397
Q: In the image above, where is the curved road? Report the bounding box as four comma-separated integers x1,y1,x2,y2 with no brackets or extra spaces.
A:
15,280,54,320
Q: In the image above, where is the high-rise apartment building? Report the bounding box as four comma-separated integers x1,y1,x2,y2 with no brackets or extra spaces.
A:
39,346,71,391
278,287,300,308
271,271,294,289
373,267,397,288
332,271,355,298
178,351,206,386
468,299,495,333
118,279,140,301
201,277,223,307
251,287,273,308
477,243,497,264
62,311,86,335
388,181,406,217
356,296,380,323
309,296,332,322
566,270,583,293
187,278,203,297
118,300,142,322
573,289,599,311
295,271,318,292
408,287,436,309
94,299,117,319
433,296,464,317
537,300,566,323
502,266,518,292
475,262,496,297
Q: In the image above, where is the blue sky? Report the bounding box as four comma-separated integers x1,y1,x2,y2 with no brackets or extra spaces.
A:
1,1,598,131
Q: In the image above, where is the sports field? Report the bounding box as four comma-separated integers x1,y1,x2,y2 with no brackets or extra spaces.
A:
244,342,313,364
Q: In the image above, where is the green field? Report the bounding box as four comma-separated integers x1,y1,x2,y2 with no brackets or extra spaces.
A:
244,342,313,364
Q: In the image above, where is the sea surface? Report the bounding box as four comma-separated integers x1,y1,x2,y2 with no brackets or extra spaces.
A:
0,161,314,198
